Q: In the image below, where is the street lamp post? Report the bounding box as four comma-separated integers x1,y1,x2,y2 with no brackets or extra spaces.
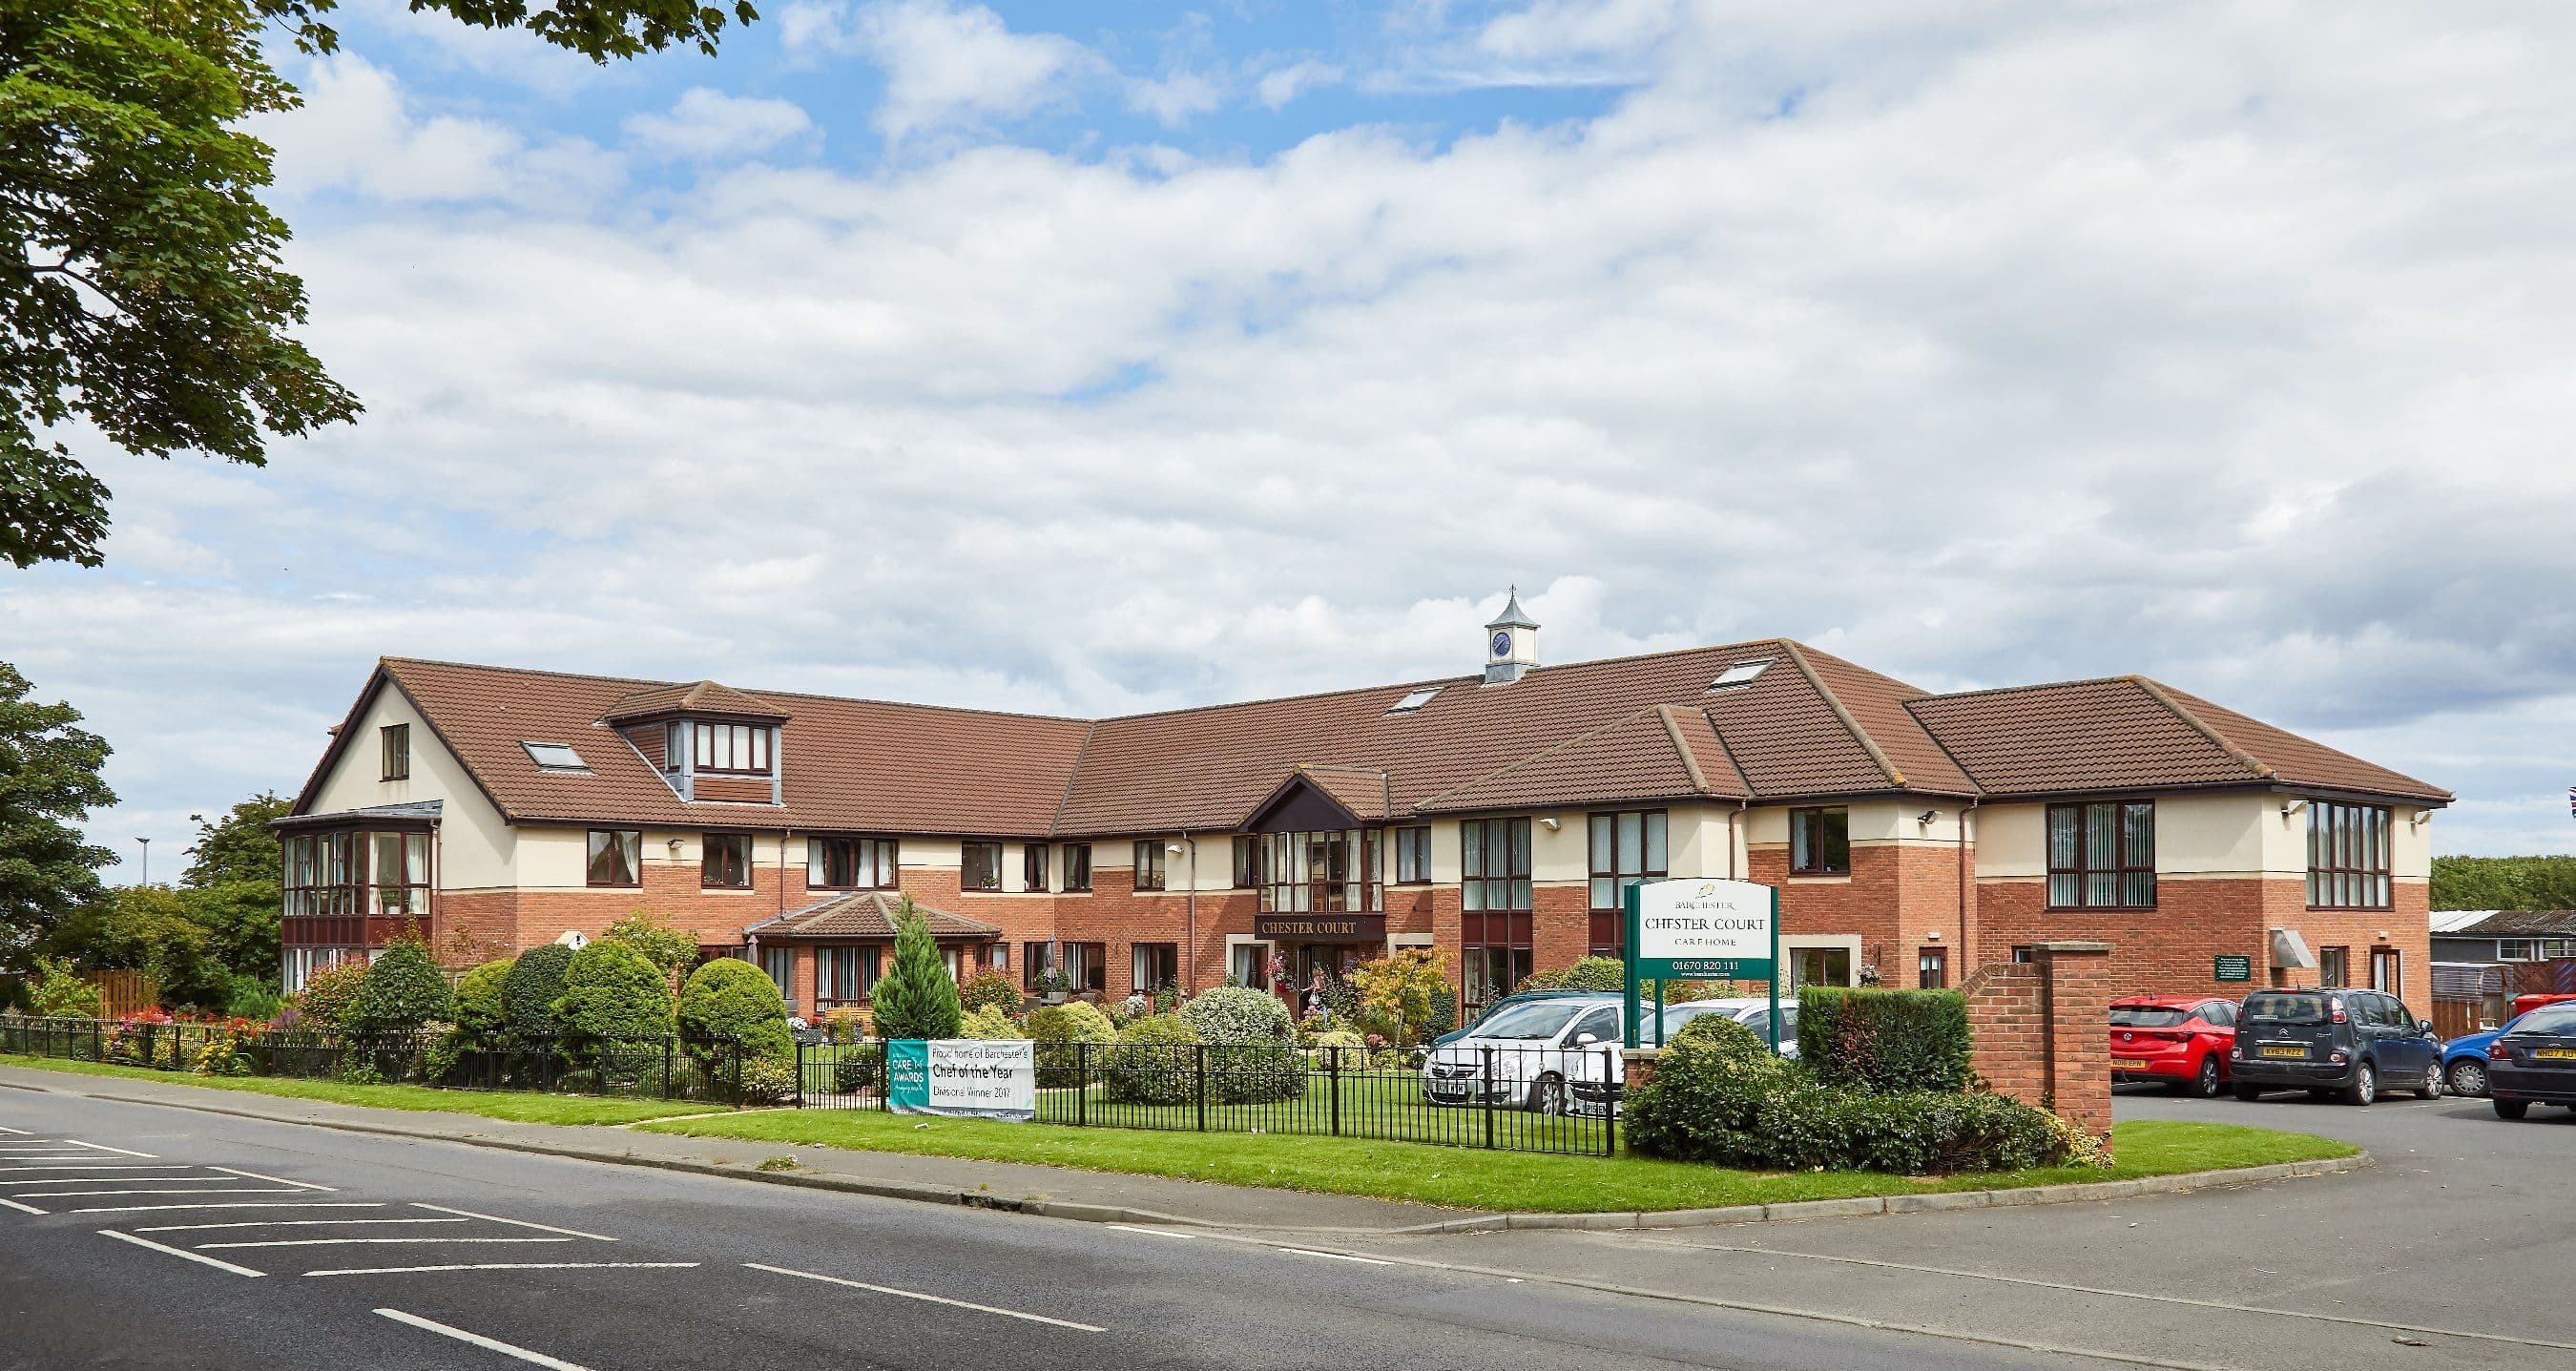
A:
135,836,149,886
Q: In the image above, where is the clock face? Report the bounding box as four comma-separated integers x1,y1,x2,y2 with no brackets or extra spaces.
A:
1491,631,1513,657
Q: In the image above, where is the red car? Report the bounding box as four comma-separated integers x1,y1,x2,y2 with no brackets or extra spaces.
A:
2109,996,2239,1097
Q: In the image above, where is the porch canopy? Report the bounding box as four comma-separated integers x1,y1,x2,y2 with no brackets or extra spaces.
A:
743,890,1002,945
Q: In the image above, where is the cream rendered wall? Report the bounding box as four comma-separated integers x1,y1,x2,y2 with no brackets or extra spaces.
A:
303,683,515,892
1977,804,2046,879
1527,812,1588,884
515,828,786,892
1973,793,2437,883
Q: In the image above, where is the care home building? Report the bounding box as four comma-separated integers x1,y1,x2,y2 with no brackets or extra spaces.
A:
279,594,2449,1017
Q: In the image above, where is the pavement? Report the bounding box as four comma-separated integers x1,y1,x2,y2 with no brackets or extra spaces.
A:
0,1085,2096,1371
4,1066,2568,1370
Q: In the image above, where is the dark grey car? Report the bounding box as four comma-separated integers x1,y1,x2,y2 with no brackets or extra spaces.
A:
2229,988,2442,1105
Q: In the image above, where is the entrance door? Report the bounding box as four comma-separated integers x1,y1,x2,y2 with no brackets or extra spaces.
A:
2370,948,2402,998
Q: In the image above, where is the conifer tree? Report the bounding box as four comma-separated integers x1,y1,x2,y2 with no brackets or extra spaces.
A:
870,898,962,1042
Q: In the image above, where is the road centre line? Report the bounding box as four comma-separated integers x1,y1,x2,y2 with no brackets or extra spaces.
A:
8,1174,229,1186
98,1230,265,1278
743,1262,1106,1333
307,1262,697,1278
1274,1246,1395,1266
409,1203,616,1241
67,1201,384,1215
66,1141,157,1158
375,1308,598,1371
14,1188,304,1199
202,1236,575,1251
207,1165,332,1191
137,1218,467,1234
0,1197,46,1215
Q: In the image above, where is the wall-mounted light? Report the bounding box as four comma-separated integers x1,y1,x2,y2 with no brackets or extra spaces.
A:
1539,817,1561,831
1923,930,1942,941
1917,810,1939,827
1165,843,1184,855
666,837,684,853
2280,800,2308,820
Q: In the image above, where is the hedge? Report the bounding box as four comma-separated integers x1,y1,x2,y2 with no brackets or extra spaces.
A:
677,958,793,1065
1797,987,1972,1093
551,942,673,1048
502,943,573,1043
350,941,453,1034
1628,1015,2069,1174
452,957,516,1048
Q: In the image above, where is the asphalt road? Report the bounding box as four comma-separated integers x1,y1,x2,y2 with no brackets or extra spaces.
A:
0,1090,2089,1371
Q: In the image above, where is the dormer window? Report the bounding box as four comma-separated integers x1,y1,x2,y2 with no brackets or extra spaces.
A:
684,720,772,775
521,741,589,772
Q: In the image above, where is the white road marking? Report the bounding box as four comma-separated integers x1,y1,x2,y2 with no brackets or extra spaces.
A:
67,1141,157,1158
1273,1246,1395,1266
307,1262,697,1278
1108,1224,1198,1241
743,1262,1107,1333
0,1125,30,1134
14,1188,302,1199
207,1165,332,1191
0,1163,197,1172
137,1218,467,1234
68,1201,384,1215
0,1155,99,1162
99,1230,265,1278
409,1203,617,1241
375,1308,598,1371
0,1197,46,1215
7,1174,228,1186
202,1236,575,1251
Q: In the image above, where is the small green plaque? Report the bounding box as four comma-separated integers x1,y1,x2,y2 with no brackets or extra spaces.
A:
2213,954,2254,983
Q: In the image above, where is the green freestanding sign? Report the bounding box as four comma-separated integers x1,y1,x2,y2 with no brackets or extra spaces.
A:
1623,878,1782,1052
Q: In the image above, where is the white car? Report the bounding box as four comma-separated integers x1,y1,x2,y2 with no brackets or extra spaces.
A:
1649,996,1800,1059
1422,996,1626,1114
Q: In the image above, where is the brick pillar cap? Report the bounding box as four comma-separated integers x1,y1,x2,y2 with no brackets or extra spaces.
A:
2034,941,2113,955
1621,1047,1664,1063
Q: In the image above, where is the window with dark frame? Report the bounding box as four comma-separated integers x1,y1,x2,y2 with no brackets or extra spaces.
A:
1132,841,1167,891
1460,817,1532,1009
1789,807,1849,875
960,841,1003,891
2046,801,2155,908
2306,800,2393,910
817,945,881,1003
2318,945,2350,988
1393,825,1431,883
586,829,641,887
380,724,409,781
1587,810,1668,957
701,832,752,889
1067,941,1108,992
1132,942,1178,994
1023,842,1049,892
759,945,793,1001
690,721,773,775
1231,836,1256,889
807,836,897,891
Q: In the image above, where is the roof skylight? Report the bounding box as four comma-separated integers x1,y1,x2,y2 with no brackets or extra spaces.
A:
1386,687,1444,716
1706,658,1775,693
521,740,590,771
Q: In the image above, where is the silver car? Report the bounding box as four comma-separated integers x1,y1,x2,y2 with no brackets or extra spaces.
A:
1421,996,1625,1114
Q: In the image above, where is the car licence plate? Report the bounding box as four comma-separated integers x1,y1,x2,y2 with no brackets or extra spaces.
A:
2111,1058,2149,1070
2536,1048,2576,1061
2260,1045,2308,1059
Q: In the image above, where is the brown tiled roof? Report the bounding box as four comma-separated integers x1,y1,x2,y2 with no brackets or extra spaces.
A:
748,891,1000,941
1904,677,2449,802
293,642,2446,838
603,679,787,723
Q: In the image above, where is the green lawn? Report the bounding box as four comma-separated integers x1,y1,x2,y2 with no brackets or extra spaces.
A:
0,1053,713,1126
636,1111,2357,1214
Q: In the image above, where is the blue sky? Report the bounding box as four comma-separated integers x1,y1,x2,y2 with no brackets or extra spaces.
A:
9,0,2575,873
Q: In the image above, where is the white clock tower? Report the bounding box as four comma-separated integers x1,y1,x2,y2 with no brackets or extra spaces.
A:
1483,586,1540,685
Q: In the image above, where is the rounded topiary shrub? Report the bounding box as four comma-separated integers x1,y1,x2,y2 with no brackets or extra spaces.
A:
551,941,673,1049
677,958,793,1066
958,968,1022,1017
1208,1041,1308,1105
502,943,573,1044
959,1005,1019,1040
349,940,453,1034
451,956,516,1049
1103,1013,1200,1106
1025,1000,1115,1088
1180,985,1293,1046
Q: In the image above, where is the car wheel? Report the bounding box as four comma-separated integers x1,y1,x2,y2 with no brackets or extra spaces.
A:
2415,1063,2442,1101
2495,1098,2529,1120
1527,1073,1567,1114
2232,1083,2263,1102
2191,1055,2224,1099
2448,1058,2488,1097
2341,1061,2376,1106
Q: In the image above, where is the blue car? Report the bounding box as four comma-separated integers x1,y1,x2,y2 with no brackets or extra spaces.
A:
2443,1014,2536,1097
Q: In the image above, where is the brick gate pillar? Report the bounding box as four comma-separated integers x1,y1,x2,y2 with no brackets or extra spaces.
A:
1965,939,2115,1153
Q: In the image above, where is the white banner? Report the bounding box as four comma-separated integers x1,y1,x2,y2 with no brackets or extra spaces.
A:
887,1039,1036,1121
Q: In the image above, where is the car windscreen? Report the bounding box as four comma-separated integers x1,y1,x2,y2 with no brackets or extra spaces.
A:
2510,1005,2576,1036
1472,1001,1594,1040
2109,1007,2192,1028
2240,993,2327,1025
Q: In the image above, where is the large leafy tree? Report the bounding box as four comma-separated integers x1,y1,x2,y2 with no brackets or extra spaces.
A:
181,789,288,888
1,0,756,569
0,661,114,967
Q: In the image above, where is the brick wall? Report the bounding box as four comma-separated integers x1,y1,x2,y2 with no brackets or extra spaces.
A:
1749,841,1968,987
1963,940,2116,1147
1976,876,2433,1007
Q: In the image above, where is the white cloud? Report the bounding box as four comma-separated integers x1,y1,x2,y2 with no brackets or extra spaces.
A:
22,2,2576,862
1126,69,1226,128
784,0,1099,138
624,88,818,160
254,55,619,206
1474,0,1683,62
1256,60,1344,110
